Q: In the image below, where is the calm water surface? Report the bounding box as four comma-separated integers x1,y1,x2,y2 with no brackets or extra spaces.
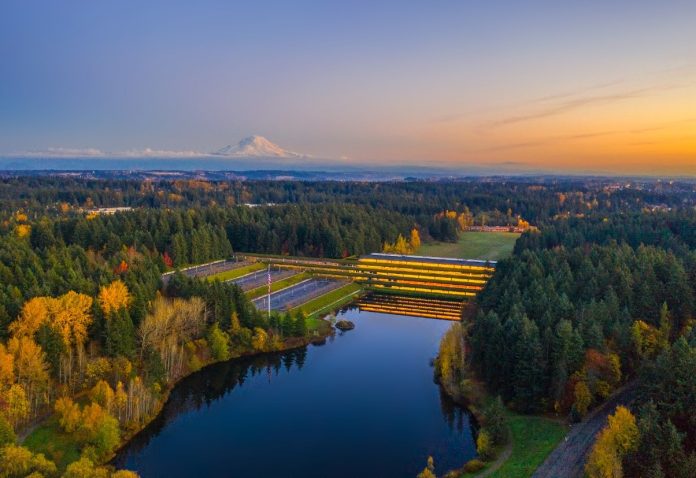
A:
113,307,476,477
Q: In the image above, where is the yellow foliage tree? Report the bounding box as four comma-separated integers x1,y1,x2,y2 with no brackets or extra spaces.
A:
9,297,51,339
14,224,31,238
7,336,49,415
251,327,269,351
99,280,131,315
55,396,81,433
10,292,93,388
476,429,493,460
114,381,127,422
631,320,665,359
410,228,421,251
0,444,57,478
5,384,29,427
416,456,436,478
0,344,14,388
90,380,115,413
573,380,592,417
585,406,639,478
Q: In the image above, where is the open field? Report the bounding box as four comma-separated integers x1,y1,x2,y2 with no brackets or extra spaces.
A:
461,412,567,478
205,262,265,282
24,416,81,471
418,232,519,261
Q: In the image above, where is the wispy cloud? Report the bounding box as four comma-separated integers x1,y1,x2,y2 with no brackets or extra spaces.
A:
480,130,616,152
488,86,670,127
630,117,696,134
523,80,625,105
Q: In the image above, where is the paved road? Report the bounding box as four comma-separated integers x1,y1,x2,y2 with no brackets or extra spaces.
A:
229,269,297,291
532,383,637,478
253,278,344,311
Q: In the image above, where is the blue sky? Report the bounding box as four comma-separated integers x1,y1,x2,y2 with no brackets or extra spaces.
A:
1,1,695,173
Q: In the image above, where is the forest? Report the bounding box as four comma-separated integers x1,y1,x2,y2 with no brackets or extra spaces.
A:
0,176,694,477
464,211,696,477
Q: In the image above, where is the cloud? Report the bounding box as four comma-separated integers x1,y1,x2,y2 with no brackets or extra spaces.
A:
17,147,106,157
630,117,696,134
119,148,209,158
523,80,625,105
480,130,616,152
488,87,661,127
11,147,210,158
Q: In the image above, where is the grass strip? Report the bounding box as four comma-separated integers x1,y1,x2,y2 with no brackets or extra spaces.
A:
292,283,362,318
245,272,309,299
205,262,265,282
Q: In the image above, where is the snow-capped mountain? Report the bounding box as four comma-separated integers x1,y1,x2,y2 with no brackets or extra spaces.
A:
213,135,306,158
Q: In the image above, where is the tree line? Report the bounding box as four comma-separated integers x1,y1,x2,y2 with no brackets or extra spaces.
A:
465,211,696,476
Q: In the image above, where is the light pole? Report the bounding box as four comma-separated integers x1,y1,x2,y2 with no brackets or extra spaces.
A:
267,263,271,320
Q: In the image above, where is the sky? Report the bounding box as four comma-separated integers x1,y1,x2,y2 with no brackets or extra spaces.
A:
1,0,695,175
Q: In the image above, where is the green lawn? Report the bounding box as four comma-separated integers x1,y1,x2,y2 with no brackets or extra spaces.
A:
205,262,265,282
23,416,81,471
486,414,567,478
246,272,308,299
292,283,362,318
418,232,519,261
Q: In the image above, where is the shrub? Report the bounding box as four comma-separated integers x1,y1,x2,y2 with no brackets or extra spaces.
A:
464,458,486,472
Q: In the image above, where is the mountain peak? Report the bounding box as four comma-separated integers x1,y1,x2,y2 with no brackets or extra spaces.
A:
213,135,305,158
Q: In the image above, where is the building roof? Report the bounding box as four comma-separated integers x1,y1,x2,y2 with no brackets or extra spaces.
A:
360,253,496,267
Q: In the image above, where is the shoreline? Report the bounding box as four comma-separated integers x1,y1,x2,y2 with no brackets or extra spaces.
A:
22,314,337,471
109,320,336,465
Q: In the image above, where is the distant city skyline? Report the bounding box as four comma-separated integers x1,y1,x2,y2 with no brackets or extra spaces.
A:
1,1,695,175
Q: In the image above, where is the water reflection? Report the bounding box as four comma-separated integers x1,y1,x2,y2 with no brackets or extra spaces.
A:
114,307,476,478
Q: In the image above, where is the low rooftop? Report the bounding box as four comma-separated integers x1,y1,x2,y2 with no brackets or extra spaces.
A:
359,253,496,267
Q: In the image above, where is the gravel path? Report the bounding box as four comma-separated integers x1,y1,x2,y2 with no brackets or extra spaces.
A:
531,383,637,478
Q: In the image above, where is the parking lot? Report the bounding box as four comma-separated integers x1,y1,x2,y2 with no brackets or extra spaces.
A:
253,278,345,311
230,268,298,291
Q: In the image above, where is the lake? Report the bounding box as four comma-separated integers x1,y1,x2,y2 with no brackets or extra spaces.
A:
113,306,477,477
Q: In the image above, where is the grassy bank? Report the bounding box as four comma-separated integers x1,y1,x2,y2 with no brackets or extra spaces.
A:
458,411,567,478
205,262,265,282
419,232,519,261
486,414,566,478
245,272,308,299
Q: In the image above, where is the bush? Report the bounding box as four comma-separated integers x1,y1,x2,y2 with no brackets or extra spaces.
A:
464,458,486,472
208,323,230,361
476,429,494,460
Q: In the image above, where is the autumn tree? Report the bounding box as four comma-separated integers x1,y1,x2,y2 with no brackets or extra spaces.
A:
410,228,421,251
573,380,592,418
0,415,16,446
90,380,115,413
0,444,57,478
585,406,639,478
138,297,206,381
55,396,81,433
11,292,93,388
416,456,436,478
4,384,29,428
78,402,120,458
7,336,49,414
207,324,230,361
99,281,131,316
